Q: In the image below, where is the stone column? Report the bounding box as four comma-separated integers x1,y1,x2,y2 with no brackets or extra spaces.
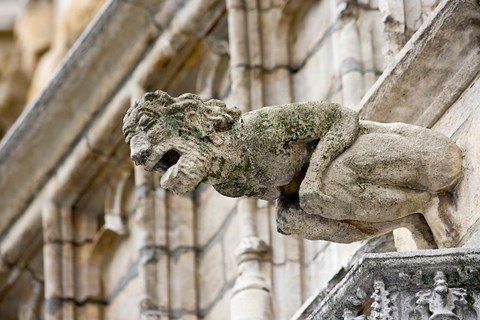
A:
379,0,429,67
227,1,273,319
378,0,407,66
227,0,250,108
339,9,364,108
42,203,76,320
230,233,271,320
130,88,162,320
135,156,162,320
231,199,271,320
42,202,62,320
331,1,366,109
154,188,170,319
60,207,75,319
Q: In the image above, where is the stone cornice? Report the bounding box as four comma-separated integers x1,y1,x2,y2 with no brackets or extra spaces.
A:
295,248,480,319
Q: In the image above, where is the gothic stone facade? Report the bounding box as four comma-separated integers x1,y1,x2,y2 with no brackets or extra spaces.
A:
0,0,479,319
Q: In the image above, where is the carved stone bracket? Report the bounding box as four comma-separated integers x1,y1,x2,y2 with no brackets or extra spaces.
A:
298,248,480,320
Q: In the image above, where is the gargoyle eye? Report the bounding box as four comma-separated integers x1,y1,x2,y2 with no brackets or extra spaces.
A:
138,114,154,131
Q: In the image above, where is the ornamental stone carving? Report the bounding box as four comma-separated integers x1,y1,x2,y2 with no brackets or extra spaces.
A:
415,271,468,320
122,91,463,244
299,248,480,320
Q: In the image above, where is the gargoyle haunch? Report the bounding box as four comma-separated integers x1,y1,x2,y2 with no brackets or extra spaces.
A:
123,91,462,244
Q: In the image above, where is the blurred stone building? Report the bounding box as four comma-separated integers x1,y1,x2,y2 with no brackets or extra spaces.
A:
0,0,479,319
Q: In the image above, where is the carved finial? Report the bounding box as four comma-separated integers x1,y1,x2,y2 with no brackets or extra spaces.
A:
415,271,468,320
370,280,394,320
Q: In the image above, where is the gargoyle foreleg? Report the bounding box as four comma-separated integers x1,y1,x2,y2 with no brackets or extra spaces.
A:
299,107,359,214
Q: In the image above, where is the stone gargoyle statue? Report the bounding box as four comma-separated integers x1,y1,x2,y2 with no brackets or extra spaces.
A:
123,90,462,244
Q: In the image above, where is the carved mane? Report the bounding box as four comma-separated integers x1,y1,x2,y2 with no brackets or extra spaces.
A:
123,90,241,144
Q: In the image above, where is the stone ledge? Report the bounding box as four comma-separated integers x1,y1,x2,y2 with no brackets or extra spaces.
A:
295,248,480,320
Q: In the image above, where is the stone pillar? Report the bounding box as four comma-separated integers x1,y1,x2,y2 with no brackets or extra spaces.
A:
42,203,76,320
330,1,370,109
42,202,62,320
154,188,170,319
379,0,431,67
339,9,365,108
227,1,273,319
231,234,271,320
130,89,162,320
60,207,75,319
231,199,271,320
378,0,407,65
135,160,161,320
227,0,250,108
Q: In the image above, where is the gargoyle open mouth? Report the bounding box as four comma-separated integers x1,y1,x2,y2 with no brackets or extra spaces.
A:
153,149,181,172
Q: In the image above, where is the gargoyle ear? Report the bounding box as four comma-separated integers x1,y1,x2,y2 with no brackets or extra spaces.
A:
205,99,226,108
165,93,203,115
177,93,203,102
140,90,175,109
204,100,241,132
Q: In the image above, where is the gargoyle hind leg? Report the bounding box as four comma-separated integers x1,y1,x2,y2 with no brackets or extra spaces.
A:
299,156,433,223
276,194,436,246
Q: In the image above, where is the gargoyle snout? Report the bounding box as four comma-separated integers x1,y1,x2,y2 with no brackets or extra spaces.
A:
130,143,152,166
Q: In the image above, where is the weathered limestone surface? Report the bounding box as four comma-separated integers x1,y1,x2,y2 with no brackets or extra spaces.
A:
14,0,54,78
296,248,480,320
196,186,238,247
0,34,28,138
1,0,479,319
293,0,480,317
123,90,462,245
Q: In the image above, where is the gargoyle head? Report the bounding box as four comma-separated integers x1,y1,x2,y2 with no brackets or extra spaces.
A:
122,90,241,193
